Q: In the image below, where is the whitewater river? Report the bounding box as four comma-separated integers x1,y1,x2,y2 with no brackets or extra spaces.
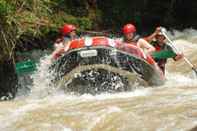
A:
1,30,197,131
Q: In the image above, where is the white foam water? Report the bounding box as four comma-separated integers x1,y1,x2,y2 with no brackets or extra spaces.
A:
3,29,197,131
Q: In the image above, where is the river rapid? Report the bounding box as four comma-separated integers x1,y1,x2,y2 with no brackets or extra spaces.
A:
0,29,197,131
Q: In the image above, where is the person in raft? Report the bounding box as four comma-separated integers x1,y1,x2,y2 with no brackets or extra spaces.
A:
145,27,183,74
52,24,78,59
117,23,155,55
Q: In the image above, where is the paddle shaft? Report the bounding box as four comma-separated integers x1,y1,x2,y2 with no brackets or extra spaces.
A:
161,29,196,69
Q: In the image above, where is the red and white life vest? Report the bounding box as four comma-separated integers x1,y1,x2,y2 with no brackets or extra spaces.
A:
52,36,155,65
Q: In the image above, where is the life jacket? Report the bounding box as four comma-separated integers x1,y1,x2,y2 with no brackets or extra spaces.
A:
154,44,162,51
151,41,173,73
63,35,72,43
55,35,79,47
151,41,168,52
131,34,141,42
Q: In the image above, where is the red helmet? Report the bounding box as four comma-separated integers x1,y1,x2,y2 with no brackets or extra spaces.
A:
122,24,136,34
60,24,76,35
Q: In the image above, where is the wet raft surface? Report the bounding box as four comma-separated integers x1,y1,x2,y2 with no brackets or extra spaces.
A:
51,46,163,94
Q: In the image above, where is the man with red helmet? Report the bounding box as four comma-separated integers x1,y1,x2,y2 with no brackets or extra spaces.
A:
52,24,78,59
120,23,155,55
54,24,78,48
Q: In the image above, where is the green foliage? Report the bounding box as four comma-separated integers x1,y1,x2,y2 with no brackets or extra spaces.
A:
63,15,92,31
0,0,14,16
0,1,16,62
97,0,144,31
51,13,92,31
1,0,94,37
0,0,96,62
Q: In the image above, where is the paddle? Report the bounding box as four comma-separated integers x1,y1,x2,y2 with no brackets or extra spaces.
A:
161,27,197,75
15,60,36,75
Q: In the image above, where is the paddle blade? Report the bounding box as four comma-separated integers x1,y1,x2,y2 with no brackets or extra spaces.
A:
161,27,167,34
16,60,36,75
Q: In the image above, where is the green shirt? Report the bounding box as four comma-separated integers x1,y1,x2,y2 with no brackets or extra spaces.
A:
151,41,177,59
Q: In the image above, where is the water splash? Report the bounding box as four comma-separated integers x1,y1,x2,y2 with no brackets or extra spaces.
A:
30,55,56,98
163,72,197,87
18,29,197,98
5,29,197,131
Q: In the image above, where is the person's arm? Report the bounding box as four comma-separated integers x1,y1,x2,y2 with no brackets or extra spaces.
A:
64,41,71,52
137,38,155,54
51,47,65,59
166,44,183,61
174,53,184,61
144,27,161,42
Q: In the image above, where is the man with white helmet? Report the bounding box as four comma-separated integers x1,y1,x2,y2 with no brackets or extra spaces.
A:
145,27,183,74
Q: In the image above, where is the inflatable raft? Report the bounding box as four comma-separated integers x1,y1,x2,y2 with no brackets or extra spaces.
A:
51,36,165,94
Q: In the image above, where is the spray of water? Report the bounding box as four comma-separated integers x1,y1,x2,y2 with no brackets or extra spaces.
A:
1,29,197,131
15,29,197,100
29,55,57,98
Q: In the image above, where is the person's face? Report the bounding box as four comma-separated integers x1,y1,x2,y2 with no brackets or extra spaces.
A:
124,32,134,41
69,30,77,39
156,35,166,45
